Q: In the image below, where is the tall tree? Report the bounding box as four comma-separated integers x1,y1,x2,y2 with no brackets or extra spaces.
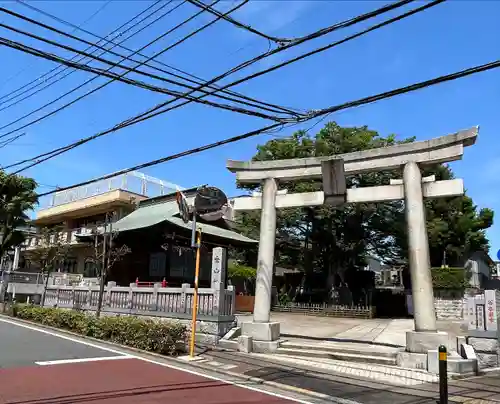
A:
0,170,38,262
235,122,494,300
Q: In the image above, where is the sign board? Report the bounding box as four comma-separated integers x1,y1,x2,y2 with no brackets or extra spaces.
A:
497,249,500,261
485,289,498,332
476,304,485,331
176,190,190,224
467,297,477,330
194,186,228,215
465,290,500,333
321,158,347,205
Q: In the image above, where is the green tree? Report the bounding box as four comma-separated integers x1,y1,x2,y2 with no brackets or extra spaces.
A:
0,171,38,261
372,163,494,267
235,122,494,299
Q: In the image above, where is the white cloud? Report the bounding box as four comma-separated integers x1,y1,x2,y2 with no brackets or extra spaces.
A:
233,1,318,36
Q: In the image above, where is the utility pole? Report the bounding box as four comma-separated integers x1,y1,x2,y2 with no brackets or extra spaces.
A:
96,212,109,317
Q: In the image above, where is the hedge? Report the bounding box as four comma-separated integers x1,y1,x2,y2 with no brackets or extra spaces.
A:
11,305,187,356
431,267,471,290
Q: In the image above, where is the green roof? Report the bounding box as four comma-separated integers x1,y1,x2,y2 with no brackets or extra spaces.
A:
112,198,257,244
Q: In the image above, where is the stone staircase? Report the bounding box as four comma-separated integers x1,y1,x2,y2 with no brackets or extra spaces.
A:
275,339,401,366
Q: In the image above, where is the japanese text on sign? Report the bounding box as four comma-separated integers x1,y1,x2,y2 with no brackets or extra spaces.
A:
487,299,495,325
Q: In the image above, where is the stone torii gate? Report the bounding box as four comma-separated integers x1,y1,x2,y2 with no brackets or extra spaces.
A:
227,127,478,355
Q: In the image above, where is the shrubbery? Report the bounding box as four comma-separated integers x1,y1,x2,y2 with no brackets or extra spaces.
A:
431,266,471,290
11,305,186,356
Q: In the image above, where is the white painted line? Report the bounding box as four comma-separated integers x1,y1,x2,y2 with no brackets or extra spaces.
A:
0,317,327,404
220,364,238,370
36,355,132,366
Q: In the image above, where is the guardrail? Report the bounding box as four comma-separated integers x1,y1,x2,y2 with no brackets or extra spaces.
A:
43,282,236,319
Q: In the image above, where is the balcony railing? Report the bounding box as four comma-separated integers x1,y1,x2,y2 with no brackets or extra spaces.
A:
38,171,183,209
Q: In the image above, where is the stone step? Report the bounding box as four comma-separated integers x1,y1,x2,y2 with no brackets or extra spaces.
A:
280,341,400,358
252,352,439,386
275,347,398,366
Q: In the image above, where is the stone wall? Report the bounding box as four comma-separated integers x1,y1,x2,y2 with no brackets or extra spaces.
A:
88,309,236,345
434,297,465,320
467,337,500,369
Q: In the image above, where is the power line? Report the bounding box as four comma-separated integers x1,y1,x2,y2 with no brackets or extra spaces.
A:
10,0,300,116
31,54,500,196
10,0,413,132
0,0,259,140
213,0,446,111
186,0,291,45
0,0,112,91
0,34,289,122
3,0,426,170
0,6,296,120
1,0,411,144
112,0,418,131
0,0,167,109
0,132,25,149
0,8,291,128
104,0,442,141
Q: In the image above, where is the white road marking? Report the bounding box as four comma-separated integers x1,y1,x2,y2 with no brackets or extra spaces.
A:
36,355,132,366
220,363,238,370
0,317,343,404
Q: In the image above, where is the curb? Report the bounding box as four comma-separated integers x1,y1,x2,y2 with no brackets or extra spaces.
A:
0,314,343,403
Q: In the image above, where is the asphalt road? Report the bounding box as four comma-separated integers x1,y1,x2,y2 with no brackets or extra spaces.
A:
0,318,311,404
2,317,498,404
0,319,120,368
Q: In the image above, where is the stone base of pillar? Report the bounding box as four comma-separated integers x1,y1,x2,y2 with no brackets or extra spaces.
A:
396,351,428,370
406,330,450,354
241,322,281,352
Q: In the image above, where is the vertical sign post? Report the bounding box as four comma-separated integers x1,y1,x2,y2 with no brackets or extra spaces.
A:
438,345,448,404
466,296,477,330
189,227,201,358
484,289,498,332
177,186,229,358
476,304,486,331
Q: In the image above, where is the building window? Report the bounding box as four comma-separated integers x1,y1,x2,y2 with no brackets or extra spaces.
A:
84,258,98,278
56,258,77,273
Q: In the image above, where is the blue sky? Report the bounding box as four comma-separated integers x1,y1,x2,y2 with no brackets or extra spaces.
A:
0,0,499,258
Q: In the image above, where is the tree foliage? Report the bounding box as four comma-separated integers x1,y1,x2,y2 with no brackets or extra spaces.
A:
431,267,471,290
0,171,38,259
234,122,493,295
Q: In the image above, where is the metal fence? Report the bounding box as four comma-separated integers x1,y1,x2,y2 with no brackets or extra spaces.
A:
273,302,375,319
39,171,183,209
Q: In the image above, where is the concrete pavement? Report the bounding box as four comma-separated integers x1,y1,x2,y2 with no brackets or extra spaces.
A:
188,349,500,404
236,313,463,347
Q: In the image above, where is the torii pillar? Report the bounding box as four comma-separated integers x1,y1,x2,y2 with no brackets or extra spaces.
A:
227,127,478,355
239,177,281,350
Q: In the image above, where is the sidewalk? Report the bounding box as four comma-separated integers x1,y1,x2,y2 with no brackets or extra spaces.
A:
235,313,463,348
184,348,500,404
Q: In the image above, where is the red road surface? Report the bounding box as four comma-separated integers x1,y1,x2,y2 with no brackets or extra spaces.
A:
0,357,295,404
